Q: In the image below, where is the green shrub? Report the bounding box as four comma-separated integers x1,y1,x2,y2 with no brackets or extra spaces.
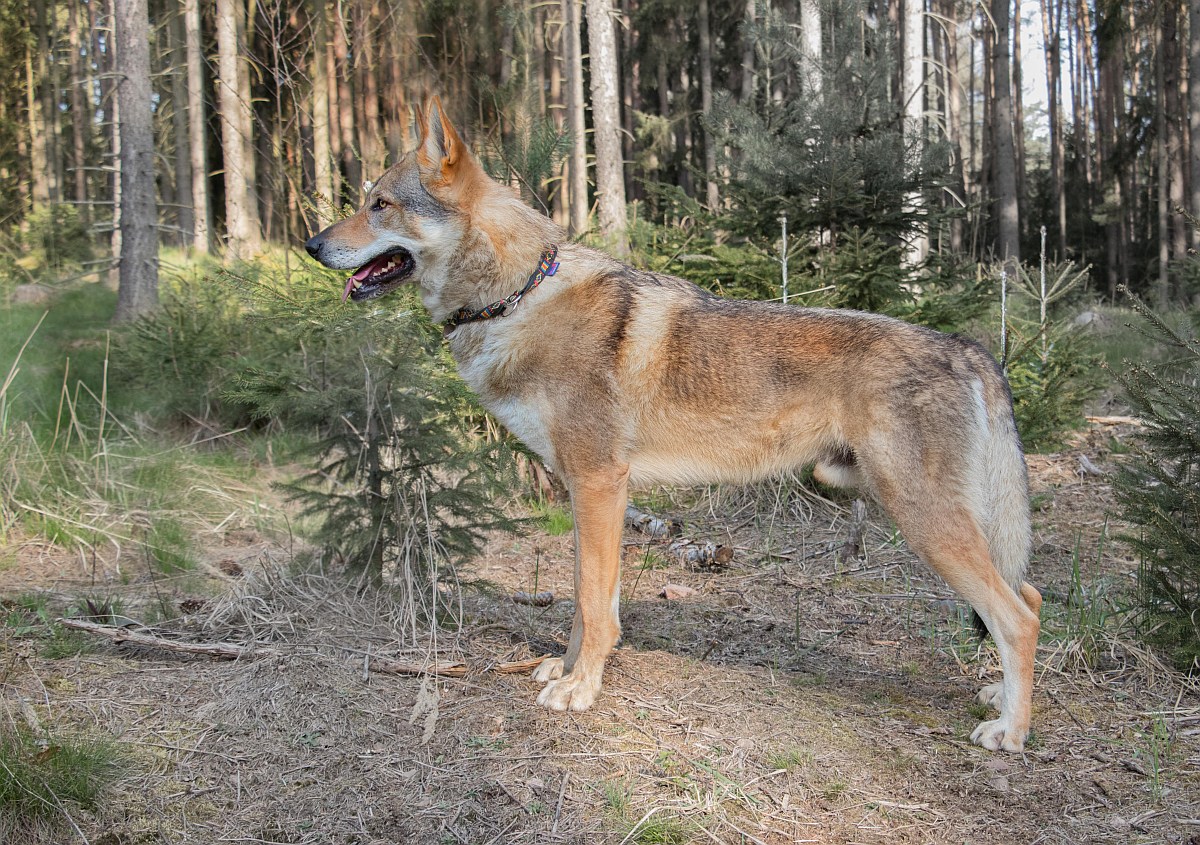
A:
224,262,516,614
26,204,92,271
1114,293,1200,671
0,726,121,833
1003,259,1104,451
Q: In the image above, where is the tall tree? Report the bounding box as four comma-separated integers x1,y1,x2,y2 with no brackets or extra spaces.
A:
586,0,628,254
216,0,262,257
169,5,193,249
113,0,159,321
1040,0,1066,256
698,0,718,209
184,0,211,253
990,0,1020,266
564,0,588,236
1191,0,1200,232
67,0,88,216
902,0,928,265
799,0,821,94
311,0,334,219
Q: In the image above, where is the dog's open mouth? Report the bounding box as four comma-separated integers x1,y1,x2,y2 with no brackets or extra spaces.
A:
342,248,415,303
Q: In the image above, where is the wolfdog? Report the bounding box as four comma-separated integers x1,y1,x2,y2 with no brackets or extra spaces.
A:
305,99,1042,752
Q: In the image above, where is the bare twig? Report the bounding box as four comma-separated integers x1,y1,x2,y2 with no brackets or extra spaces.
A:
57,618,273,660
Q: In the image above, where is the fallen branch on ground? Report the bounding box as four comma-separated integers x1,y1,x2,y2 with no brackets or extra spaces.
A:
58,618,278,660
58,618,550,679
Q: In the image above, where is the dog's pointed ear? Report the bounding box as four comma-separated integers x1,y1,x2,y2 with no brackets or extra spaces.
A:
417,96,467,182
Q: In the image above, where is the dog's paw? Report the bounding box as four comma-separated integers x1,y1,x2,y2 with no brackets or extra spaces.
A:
535,673,600,712
531,656,565,683
974,681,1004,709
970,718,1026,753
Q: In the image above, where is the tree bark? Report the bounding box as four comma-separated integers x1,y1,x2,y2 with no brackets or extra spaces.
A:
183,0,212,253
216,0,262,257
237,0,261,232
333,5,360,200
26,5,51,210
1040,0,1065,257
902,0,928,265
311,0,334,219
563,0,588,236
67,0,89,217
113,0,159,321
698,0,718,210
741,0,757,104
1157,10,1170,306
170,6,193,249
989,0,1020,267
800,0,821,95
942,0,965,252
548,5,568,227
1164,0,1187,262
586,0,628,254
1191,0,1200,233
1012,0,1026,246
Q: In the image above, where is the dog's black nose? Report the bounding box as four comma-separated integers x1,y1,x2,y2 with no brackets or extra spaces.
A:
304,234,323,259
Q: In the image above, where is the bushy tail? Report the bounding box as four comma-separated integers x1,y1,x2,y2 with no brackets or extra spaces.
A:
982,392,1033,595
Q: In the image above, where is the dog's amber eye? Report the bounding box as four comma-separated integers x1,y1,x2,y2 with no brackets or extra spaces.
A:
374,198,389,211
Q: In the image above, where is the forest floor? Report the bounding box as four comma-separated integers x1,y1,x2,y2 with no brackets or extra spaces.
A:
2,419,1199,844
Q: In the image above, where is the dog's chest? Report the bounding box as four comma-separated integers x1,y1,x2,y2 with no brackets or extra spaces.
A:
452,330,558,469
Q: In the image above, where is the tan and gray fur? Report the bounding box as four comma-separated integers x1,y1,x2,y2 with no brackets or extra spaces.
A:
306,99,1042,752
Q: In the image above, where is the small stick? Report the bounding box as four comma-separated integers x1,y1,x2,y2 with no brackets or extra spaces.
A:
57,618,272,660
552,771,570,834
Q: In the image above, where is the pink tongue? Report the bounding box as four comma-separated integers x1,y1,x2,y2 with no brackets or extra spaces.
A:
343,255,391,303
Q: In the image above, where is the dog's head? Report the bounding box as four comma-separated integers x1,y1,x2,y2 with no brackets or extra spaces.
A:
304,98,490,310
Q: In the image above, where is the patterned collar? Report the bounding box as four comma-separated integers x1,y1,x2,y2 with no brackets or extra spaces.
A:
444,245,560,331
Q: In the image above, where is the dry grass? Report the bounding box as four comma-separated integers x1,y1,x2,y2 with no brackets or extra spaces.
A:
2,420,1199,843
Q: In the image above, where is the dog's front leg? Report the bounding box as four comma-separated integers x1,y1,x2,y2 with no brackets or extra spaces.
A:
534,466,628,712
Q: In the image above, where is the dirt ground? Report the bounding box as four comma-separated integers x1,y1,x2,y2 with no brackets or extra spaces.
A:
3,420,1199,844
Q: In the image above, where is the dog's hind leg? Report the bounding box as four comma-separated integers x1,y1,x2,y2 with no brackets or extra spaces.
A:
889,502,1038,751
864,434,1038,751
535,466,628,712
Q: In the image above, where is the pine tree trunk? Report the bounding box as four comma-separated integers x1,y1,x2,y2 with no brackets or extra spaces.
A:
741,0,757,104
37,0,62,204
586,0,627,253
113,0,159,321
326,18,343,206
942,0,965,252
357,3,383,179
1040,0,1065,257
989,0,1020,267
1165,0,1187,262
800,0,821,94
216,0,262,257
621,0,638,202
237,0,262,236
1096,0,1123,297
698,0,718,210
108,0,121,283
563,0,588,236
311,0,334,217
1157,13,1170,306
548,5,568,227
184,0,212,253
1012,0,1026,245
25,13,51,210
170,6,194,249
67,0,89,218
902,0,928,265
1191,0,1200,234
333,6,360,199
